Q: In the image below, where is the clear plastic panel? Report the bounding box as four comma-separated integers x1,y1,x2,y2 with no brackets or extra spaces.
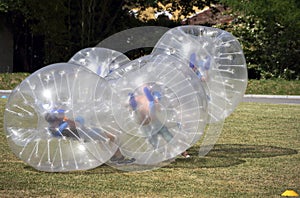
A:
4,63,118,172
152,25,247,121
68,47,130,77
107,54,208,171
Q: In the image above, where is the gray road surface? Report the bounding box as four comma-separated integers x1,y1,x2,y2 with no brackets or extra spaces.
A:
242,94,300,105
0,90,11,99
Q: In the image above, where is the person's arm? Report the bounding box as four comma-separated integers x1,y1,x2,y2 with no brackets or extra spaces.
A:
52,122,68,137
143,87,155,115
128,93,137,110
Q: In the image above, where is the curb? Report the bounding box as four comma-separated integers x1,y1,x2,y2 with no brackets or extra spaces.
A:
0,90,11,98
244,94,300,99
0,90,12,93
242,94,300,104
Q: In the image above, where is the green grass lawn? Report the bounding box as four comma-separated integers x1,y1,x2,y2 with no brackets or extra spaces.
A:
0,98,299,197
246,79,300,95
0,73,30,90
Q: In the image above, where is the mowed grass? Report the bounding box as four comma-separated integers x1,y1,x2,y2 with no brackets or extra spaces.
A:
0,73,30,90
246,79,300,95
0,98,299,197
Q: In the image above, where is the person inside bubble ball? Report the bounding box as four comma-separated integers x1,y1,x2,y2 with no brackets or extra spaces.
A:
128,85,174,150
45,108,111,141
189,53,211,82
129,86,190,158
45,108,135,164
45,109,80,139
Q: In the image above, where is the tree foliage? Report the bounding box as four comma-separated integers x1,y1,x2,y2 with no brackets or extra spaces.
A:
0,0,144,71
127,0,219,19
2,0,299,79
0,0,221,72
219,0,300,79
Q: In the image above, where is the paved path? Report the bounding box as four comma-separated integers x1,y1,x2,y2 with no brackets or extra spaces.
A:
242,94,300,105
1,90,300,105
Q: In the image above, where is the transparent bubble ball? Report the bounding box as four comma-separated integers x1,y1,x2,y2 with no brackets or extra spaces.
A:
152,25,248,122
4,63,119,172
68,47,130,77
108,54,208,169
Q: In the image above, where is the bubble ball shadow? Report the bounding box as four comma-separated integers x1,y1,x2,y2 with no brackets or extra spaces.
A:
168,144,298,169
207,144,298,158
23,162,121,175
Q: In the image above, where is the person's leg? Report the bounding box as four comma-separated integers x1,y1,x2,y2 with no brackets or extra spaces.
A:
148,133,159,149
142,124,159,149
158,125,173,143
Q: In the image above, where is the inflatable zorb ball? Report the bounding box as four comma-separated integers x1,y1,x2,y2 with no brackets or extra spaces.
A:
3,25,248,173
4,63,119,172
107,54,208,170
152,25,248,122
68,47,130,77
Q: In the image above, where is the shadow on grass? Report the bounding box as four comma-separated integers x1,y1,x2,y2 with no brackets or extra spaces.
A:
22,144,298,173
168,144,298,169
206,144,298,158
23,163,121,174
169,156,246,169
